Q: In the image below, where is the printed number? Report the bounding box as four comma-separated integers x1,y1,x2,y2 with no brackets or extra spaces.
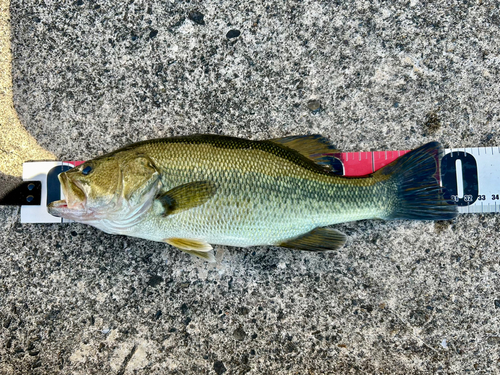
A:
452,195,474,203
478,195,486,200
493,194,500,200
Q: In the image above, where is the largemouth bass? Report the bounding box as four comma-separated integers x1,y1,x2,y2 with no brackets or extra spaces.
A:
48,134,457,262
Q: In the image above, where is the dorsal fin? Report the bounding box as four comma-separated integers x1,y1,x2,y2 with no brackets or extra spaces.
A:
268,135,343,174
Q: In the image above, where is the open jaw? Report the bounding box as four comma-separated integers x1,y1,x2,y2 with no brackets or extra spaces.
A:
48,199,69,217
48,198,86,218
47,173,87,218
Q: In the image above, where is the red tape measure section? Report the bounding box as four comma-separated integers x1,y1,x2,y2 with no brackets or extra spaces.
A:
64,161,85,167
335,150,410,177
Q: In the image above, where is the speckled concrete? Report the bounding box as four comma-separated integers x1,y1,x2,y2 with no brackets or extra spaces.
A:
1,0,500,374
0,0,54,201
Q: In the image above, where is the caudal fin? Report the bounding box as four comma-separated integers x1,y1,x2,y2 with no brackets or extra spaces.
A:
375,142,457,221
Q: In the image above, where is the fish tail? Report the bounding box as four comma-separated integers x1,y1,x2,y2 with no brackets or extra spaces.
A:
375,142,457,220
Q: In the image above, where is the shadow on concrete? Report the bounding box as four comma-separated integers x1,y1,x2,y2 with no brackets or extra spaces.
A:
0,171,22,200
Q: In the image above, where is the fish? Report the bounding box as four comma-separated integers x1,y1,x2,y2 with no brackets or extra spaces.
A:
48,134,457,262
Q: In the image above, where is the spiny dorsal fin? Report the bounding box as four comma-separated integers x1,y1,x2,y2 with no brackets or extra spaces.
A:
156,181,216,216
278,227,346,251
268,135,343,174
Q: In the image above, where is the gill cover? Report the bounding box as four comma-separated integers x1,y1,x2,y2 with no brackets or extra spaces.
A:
119,153,160,204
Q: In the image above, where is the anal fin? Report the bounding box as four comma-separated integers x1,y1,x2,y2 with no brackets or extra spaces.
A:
278,227,346,251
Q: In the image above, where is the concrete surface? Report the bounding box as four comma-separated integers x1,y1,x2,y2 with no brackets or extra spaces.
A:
1,0,500,374
0,0,54,183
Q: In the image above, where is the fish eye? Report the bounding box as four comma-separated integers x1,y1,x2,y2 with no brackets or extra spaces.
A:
82,166,93,175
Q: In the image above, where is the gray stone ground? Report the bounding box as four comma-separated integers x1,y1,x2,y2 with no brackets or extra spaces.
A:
2,0,500,374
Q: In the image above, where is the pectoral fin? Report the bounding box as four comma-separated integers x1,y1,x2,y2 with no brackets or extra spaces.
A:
156,181,216,216
164,238,216,262
278,227,346,251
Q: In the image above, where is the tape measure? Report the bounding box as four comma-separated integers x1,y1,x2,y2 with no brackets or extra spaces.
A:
335,147,500,214
2,147,498,223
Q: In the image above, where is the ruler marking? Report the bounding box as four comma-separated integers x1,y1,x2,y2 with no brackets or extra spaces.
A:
456,159,464,198
371,152,375,173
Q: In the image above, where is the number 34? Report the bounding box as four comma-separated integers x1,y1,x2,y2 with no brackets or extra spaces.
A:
479,194,500,200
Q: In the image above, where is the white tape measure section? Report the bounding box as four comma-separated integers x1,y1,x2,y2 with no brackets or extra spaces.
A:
21,161,75,223
443,147,500,214
21,161,63,223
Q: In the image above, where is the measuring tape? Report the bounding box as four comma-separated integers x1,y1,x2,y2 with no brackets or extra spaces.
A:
2,147,498,223
336,147,500,214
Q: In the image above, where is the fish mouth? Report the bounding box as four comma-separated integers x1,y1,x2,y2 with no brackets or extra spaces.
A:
47,199,70,217
47,173,87,218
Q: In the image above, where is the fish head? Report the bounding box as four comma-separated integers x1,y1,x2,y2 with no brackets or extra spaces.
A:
48,156,121,221
48,153,160,225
